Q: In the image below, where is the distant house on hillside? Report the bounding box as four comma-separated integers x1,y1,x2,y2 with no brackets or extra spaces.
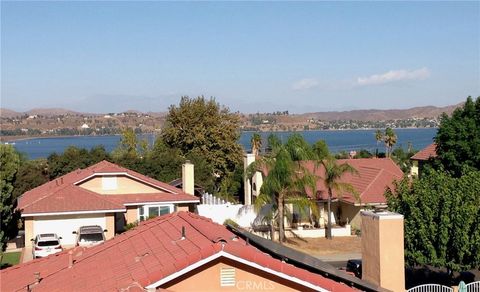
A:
17,160,199,248
410,143,437,177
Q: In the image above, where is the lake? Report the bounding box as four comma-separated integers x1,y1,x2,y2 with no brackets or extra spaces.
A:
10,128,437,160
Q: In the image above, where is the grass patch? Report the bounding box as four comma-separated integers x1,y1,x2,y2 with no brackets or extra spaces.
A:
1,251,21,269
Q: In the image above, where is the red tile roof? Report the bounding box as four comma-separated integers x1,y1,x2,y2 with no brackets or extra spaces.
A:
18,161,198,215
304,158,404,204
1,212,357,292
411,143,437,160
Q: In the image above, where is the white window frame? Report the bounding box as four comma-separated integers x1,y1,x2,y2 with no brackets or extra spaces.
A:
138,204,174,221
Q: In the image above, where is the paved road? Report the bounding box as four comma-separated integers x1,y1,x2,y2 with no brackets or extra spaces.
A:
316,252,362,269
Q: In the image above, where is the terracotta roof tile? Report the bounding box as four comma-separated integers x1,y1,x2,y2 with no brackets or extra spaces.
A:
303,158,404,205
411,143,437,160
1,212,357,291
18,160,198,215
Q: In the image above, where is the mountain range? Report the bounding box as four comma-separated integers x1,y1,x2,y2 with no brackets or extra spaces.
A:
0,103,461,121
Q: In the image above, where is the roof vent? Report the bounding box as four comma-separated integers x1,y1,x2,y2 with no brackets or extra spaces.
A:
34,272,41,284
181,226,186,240
220,267,236,287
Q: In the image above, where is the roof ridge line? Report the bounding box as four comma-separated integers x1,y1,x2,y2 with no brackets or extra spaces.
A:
363,168,385,196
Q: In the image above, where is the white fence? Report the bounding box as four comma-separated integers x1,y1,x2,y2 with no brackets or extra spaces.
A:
201,193,227,205
466,281,480,292
407,284,453,292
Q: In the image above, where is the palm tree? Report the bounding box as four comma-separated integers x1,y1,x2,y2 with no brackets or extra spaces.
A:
384,127,397,157
319,156,358,239
251,133,262,156
248,134,316,244
375,129,383,157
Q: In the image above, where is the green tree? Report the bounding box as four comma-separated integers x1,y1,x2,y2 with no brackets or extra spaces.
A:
250,133,262,156
13,159,49,200
318,157,358,239
375,129,383,157
0,145,20,252
386,167,480,271
312,140,330,160
435,96,480,175
249,134,316,243
391,148,416,173
48,146,111,179
161,96,243,191
384,127,397,157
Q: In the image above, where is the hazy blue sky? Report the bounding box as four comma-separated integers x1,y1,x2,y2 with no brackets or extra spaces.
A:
2,1,479,113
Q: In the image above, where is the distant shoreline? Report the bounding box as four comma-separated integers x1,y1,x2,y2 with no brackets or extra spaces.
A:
1,127,438,143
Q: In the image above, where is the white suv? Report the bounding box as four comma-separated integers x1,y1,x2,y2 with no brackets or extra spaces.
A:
74,225,106,247
32,233,63,258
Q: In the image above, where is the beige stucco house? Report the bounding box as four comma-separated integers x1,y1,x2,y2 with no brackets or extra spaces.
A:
18,160,199,247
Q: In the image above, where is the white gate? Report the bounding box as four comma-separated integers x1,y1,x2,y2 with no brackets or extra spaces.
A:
407,284,453,292
466,281,480,292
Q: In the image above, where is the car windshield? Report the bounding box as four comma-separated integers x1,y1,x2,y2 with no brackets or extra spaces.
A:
38,240,59,247
79,233,103,243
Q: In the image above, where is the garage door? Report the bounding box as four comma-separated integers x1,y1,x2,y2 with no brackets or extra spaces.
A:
33,214,106,246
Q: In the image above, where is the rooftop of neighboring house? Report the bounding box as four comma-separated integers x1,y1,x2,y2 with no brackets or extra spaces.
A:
303,158,404,205
410,143,438,161
17,160,199,216
1,212,359,292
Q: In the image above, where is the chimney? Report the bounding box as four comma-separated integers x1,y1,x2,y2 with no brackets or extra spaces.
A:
243,153,256,205
361,210,405,292
182,161,194,195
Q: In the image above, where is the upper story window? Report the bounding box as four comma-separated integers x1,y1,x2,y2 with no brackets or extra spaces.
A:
102,176,118,190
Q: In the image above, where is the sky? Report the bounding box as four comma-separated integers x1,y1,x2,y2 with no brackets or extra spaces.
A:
1,1,479,114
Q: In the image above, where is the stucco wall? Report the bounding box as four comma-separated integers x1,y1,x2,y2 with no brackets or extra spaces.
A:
79,176,160,194
162,257,317,292
126,206,138,224
105,213,115,240
24,217,34,248
361,211,405,292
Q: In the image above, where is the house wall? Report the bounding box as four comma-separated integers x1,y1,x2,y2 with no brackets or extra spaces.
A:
105,213,115,239
338,203,362,229
24,217,34,248
161,257,317,292
79,176,160,194
126,206,138,224
177,203,195,212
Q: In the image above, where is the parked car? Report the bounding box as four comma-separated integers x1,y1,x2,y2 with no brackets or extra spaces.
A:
346,259,362,278
32,233,63,258
74,225,106,247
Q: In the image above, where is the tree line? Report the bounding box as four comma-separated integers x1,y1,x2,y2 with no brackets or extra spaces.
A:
386,96,480,272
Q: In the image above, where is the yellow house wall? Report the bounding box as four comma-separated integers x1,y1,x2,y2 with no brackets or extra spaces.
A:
79,176,160,194
24,217,34,248
162,258,317,292
126,206,138,224
105,213,115,240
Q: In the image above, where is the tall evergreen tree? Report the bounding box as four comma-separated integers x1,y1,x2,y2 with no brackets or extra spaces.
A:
0,145,20,252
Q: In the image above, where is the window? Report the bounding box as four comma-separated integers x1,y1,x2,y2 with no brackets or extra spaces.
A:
102,176,117,190
138,205,173,221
